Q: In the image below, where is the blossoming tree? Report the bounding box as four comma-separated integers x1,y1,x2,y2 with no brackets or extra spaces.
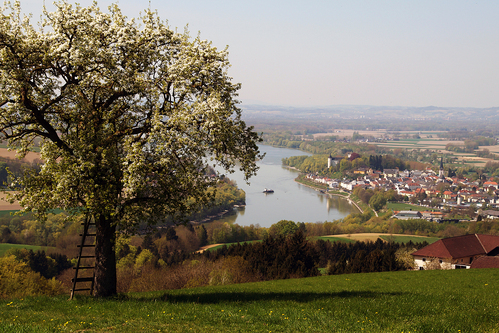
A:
0,1,261,296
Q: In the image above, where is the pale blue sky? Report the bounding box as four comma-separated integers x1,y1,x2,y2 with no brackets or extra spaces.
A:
19,1,499,108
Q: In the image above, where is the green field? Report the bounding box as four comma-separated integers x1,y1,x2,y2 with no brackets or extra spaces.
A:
379,235,440,244
205,240,261,252
1,269,498,332
386,202,431,212
0,210,18,217
312,236,357,243
326,191,347,196
0,243,52,257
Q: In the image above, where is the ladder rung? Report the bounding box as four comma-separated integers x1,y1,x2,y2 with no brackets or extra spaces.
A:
72,288,92,292
74,266,94,269
72,277,94,283
80,233,96,237
79,255,95,259
77,244,95,248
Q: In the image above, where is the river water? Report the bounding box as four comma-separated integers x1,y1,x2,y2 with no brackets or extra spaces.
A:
213,145,359,228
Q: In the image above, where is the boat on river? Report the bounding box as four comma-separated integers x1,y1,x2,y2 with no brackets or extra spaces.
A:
263,188,274,193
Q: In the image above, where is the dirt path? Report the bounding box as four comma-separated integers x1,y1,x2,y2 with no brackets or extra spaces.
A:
195,243,224,253
343,193,364,214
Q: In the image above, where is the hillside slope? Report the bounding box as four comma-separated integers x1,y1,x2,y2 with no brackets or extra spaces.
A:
1,269,498,332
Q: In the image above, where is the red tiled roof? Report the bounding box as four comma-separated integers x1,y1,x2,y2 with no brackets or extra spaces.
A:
412,240,453,258
411,234,499,259
470,256,499,269
399,190,414,195
476,234,499,253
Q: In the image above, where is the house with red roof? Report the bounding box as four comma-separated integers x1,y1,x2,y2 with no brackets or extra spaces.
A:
411,234,499,270
399,190,415,198
483,181,498,190
442,191,453,199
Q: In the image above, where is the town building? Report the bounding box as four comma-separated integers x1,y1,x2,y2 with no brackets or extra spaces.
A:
411,234,499,270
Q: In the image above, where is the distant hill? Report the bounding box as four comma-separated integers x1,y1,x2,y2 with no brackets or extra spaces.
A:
241,104,499,132
241,104,499,122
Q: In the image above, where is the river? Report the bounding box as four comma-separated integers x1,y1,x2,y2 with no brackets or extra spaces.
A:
212,145,359,228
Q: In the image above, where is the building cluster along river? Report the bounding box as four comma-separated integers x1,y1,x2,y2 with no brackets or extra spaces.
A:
212,145,359,228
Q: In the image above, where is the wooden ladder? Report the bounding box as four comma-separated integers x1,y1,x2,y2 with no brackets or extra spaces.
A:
70,215,96,299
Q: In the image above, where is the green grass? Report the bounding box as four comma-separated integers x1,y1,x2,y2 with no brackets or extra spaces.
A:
312,236,357,243
0,243,53,257
0,210,18,217
1,269,499,332
349,194,372,214
386,202,431,212
0,208,63,217
326,191,347,196
206,240,261,252
379,235,440,244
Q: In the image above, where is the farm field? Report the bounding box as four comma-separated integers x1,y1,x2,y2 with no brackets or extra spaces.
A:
378,234,440,244
313,236,357,243
312,129,444,140
0,243,53,257
197,240,262,253
1,269,498,332
320,233,437,244
201,233,437,252
311,130,497,166
0,192,21,211
0,148,40,162
386,202,433,212
377,140,495,166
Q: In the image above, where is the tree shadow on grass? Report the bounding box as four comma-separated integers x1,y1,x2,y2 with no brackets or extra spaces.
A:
122,290,405,304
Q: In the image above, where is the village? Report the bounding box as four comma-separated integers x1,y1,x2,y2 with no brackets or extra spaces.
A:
305,154,499,221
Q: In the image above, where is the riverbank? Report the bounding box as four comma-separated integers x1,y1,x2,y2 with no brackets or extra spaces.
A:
294,174,364,214
203,145,356,227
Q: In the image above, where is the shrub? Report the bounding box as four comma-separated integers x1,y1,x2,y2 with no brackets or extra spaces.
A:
134,249,156,271
209,256,255,286
395,247,417,270
0,255,64,298
6,248,62,279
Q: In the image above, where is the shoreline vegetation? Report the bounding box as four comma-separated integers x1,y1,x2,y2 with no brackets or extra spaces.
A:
293,173,365,214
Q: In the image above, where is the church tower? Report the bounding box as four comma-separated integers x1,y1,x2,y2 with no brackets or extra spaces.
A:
328,154,333,168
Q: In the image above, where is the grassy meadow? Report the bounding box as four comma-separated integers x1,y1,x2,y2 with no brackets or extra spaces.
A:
386,202,431,212
379,234,440,244
0,243,53,257
200,240,262,253
1,269,498,332
313,236,357,243
204,234,438,251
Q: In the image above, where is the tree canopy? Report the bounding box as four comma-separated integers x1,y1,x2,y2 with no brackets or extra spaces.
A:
0,1,261,296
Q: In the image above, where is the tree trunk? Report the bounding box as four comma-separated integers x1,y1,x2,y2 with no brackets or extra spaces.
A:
94,215,117,297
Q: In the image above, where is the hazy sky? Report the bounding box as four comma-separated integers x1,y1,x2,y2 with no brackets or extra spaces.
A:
18,1,499,108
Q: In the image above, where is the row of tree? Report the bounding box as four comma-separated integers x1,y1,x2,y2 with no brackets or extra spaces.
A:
0,175,245,248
